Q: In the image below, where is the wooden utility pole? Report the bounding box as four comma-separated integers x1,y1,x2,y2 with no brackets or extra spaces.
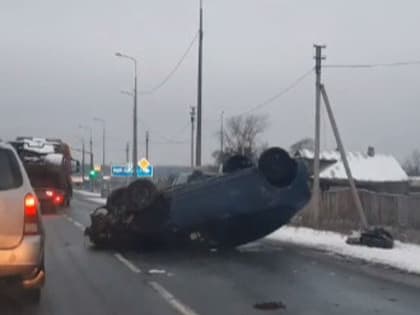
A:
190,106,196,167
145,131,149,160
125,142,130,164
220,111,224,155
312,44,326,225
195,0,203,166
320,84,368,229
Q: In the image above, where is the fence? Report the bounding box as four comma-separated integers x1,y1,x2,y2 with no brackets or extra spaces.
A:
294,188,420,243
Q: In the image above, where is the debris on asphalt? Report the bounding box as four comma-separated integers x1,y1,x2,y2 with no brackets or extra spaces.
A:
346,227,394,249
84,147,311,250
254,301,286,311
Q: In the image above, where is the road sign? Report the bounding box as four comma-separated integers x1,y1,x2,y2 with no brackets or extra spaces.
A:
111,165,154,178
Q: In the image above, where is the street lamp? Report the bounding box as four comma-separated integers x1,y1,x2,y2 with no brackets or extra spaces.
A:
93,117,106,172
115,52,138,180
78,124,93,171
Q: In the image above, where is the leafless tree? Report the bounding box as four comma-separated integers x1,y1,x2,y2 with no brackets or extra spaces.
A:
213,114,268,164
403,149,420,176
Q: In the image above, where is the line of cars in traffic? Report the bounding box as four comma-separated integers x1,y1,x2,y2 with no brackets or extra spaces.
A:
0,138,78,304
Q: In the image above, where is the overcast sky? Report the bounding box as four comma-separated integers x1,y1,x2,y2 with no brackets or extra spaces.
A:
1,0,419,166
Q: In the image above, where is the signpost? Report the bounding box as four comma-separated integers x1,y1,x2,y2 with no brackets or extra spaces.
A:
111,159,153,178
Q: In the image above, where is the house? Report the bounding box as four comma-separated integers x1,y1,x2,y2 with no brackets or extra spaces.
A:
294,148,409,194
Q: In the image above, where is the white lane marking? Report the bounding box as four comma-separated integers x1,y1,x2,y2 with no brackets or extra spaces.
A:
114,253,142,274
65,215,74,223
73,221,85,230
64,215,85,231
149,281,200,315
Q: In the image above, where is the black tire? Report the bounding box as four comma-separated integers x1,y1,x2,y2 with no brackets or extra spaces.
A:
127,179,158,211
106,187,128,211
258,147,297,187
23,288,41,305
222,154,254,174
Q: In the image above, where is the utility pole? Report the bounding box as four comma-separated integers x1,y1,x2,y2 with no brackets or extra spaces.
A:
125,142,130,164
190,106,196,167
145,131,149,160
195,0,204,167
312,44,326,226
133,62,138,180
93,117,106,172
220,110,224,155
115,52,138,180
89,132,94,171
320,85,368,230
81,140,85,187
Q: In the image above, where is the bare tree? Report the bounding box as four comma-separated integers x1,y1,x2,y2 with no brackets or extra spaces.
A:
403,149,420,176
213,114,268,164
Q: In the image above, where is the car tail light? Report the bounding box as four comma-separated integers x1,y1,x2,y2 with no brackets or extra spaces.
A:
24,193,40,235
53,194,64,206
46,190,54,197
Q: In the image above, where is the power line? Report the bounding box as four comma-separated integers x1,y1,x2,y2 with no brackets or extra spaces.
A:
140,32,199,95
139,119,190,144
236,67,314,116
325,60,420,69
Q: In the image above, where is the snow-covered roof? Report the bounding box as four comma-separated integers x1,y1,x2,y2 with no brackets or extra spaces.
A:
22,138,55,154
295,149,340,161
320,152,408,182
44,153,64,165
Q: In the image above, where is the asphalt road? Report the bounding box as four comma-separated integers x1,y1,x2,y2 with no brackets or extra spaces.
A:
1,193,420,315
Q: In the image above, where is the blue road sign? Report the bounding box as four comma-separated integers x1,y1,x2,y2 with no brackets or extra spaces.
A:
111,165,154,178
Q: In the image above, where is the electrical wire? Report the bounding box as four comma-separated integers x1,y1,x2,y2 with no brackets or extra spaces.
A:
139,119,190,144
236,67,314,116
140,32,199,95
325,60,420,69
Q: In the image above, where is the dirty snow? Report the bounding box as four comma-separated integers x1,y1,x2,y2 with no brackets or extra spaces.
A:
267,226,420,275
74,190,106,204
320,152,408,182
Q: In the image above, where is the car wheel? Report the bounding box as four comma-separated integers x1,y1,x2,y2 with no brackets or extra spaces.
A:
23,288,41,305
127,179,158,211
258,147,297,187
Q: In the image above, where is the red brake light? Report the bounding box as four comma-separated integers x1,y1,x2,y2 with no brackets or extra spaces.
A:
25,194,38,217
24,194,40,235
54,194,63,205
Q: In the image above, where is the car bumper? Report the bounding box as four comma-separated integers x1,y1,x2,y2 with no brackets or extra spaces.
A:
0,235,44,289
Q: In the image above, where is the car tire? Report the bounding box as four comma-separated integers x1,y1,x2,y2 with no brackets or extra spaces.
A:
127,179,158,211
258,147,297,187
106,187,128,213
23,288,41,305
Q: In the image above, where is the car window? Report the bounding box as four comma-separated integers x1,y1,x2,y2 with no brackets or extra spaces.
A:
0,148,23,190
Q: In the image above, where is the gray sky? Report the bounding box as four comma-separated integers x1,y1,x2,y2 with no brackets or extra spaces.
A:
1,0,419,166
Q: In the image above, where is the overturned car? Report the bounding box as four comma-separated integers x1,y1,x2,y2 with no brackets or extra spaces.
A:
85,147,311,249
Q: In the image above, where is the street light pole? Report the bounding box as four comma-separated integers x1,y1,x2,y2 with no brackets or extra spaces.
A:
79,124,93,170
116,52,138,180
196,0,204,167
93,117,106,171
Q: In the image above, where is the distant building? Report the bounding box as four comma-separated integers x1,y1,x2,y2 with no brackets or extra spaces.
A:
294,148,409,194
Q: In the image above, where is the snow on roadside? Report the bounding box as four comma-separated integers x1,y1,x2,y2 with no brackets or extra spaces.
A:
267,226,420,275
74,190,107,204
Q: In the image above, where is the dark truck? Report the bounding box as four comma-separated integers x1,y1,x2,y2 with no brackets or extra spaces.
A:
10,137,79,212
85,147,311,250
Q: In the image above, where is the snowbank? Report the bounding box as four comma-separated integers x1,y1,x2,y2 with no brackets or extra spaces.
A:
74,190,106,204
267,226,420,275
